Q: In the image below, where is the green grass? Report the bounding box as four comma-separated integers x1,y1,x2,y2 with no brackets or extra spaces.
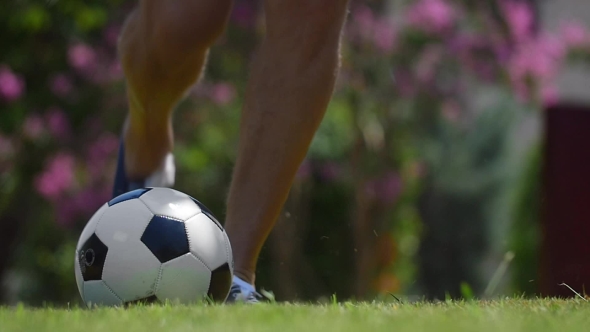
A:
1,299,589,332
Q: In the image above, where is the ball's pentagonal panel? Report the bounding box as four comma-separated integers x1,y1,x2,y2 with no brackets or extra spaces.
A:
108,188,152,206
141,215,190,263
189,196,223,231
77,203,108,251
185,213,228,270
139,188,201,221
101,247,162,302
155,253,211,304
83,280,123,308
208,263,232,302
77,233,108,281
95,199,153,250
75,203,108,297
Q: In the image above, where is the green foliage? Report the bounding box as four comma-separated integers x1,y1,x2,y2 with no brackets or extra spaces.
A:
0,0,568,304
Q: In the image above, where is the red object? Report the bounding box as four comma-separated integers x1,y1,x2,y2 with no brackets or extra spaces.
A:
541,104,590,297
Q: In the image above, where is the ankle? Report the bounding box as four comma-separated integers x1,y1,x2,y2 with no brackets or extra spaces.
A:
123,126,173,180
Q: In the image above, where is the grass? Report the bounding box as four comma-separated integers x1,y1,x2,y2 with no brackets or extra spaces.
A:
0,298,589,332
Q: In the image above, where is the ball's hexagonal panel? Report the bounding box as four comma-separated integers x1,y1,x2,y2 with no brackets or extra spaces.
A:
155,253,211,304
108,188,152,206
208,263,232,302
139,188,201,221
83,280,123,308
141,215,190,263
95,198,154,251
185,213,228,270
76,203,108,251
189,196,223,230
101,245,162,302
77,233,108,281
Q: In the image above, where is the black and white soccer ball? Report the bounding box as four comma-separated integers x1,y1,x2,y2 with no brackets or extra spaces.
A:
74,187,233,308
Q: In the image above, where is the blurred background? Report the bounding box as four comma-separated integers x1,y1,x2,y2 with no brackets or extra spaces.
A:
2,0,590,306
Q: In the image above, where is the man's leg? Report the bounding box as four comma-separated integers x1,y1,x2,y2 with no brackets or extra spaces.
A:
114,0,232,196
224,0,350,290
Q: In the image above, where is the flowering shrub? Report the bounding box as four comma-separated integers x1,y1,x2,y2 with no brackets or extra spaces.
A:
0,66,26,102
1,0,590,303
325,0,590,298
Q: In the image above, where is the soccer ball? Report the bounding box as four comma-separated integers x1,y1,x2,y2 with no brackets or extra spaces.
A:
74,187,233,308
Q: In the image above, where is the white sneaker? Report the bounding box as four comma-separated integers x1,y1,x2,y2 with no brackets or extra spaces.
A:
225,276,264,304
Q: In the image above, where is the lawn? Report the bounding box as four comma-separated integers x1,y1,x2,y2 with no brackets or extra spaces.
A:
0,299,588,332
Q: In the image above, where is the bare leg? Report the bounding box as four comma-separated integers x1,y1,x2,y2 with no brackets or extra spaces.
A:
224,0,350,284
118,0,232,180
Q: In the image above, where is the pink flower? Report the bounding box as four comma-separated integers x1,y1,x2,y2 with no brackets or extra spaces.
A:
45,107,71,140
210,83,236,105
560,22,590,48
23,113,45,140
500,0,534,43
507,34,566,100
372,19,397,53
0,65,25,102
34,152,76,200
351,5,376,41
349,6,397,53
407,0,457,34
537,33,567,60
68,43,97,72
49,73,73,97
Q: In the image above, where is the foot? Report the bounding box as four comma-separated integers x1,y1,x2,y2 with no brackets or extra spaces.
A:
112,140,175,198
225,276,264,304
